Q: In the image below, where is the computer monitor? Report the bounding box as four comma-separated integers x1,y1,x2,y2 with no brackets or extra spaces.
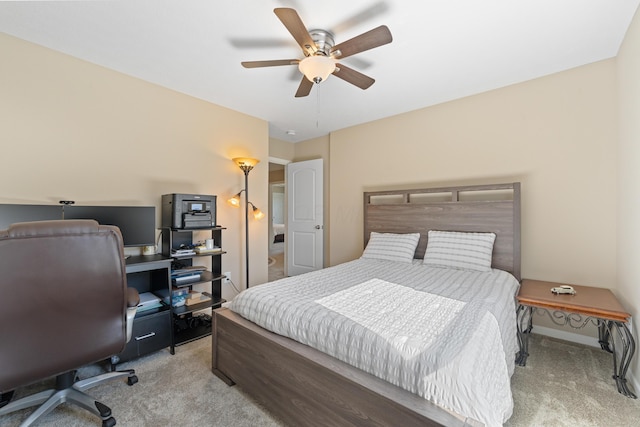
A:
64,206,156,247
0,204,62,230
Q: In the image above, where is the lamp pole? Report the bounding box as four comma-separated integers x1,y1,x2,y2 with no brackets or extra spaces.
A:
242,167,250,288
234,158,258,289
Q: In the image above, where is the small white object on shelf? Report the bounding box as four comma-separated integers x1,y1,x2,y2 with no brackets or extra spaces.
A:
550,285,576,295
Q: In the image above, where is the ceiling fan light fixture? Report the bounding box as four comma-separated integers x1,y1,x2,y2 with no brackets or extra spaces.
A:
299,55,336,84
242,8,392,97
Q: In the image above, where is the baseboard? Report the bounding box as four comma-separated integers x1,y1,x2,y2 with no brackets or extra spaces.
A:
533,325,640,396
532,325,600,348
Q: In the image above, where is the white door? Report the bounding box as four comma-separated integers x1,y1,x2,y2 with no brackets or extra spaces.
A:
287,159,323,276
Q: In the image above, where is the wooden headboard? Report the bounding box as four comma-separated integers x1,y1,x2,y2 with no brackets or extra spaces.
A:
364,182,521,281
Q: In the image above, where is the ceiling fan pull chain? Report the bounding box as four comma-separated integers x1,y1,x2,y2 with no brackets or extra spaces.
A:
316,85,320,128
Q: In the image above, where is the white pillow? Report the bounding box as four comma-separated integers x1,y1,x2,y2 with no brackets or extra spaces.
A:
423,230,496,271
361,232,421,263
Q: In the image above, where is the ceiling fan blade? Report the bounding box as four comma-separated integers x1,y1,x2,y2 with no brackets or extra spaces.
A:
274,8,317,56
332,63,375,90
295,76,314,97
330,25,392,59
242,59,299,68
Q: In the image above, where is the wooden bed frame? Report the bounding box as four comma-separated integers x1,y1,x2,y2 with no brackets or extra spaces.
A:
212,182,521,427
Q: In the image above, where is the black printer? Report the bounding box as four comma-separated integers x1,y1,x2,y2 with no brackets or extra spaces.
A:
161,193,216,229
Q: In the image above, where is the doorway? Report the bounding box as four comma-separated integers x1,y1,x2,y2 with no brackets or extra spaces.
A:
268,162,286,281
267,158,324,280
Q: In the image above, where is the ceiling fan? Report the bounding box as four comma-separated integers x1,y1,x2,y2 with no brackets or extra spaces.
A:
241,8,393,97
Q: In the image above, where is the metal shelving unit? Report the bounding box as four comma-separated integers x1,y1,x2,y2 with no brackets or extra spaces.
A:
161,226,226,351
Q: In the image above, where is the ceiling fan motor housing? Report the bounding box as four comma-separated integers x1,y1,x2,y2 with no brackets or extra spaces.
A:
308,29,335,57
297,29,337,83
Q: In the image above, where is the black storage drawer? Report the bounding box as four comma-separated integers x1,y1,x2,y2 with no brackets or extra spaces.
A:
117,311,171,363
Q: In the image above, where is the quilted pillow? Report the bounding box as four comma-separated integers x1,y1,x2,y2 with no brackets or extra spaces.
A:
423,230,496,271
361,232,421,263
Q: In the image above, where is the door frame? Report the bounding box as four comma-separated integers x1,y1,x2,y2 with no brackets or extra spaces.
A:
268,157,290,276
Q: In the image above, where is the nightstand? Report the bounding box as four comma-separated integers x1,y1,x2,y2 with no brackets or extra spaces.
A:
516,279,636,398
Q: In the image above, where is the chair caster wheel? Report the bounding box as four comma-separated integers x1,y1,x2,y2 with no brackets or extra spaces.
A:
127,375,138,386
1,391,15,408
102,416,116,427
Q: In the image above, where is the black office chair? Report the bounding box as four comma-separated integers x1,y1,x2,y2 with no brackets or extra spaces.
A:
0,220,140,427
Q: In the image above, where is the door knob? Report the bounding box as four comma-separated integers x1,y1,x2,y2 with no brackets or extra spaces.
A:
315,225,322,229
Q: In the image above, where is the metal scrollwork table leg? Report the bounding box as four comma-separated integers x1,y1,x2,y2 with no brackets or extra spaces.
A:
516,304,637,399
600,320,637,398
515,305,532,366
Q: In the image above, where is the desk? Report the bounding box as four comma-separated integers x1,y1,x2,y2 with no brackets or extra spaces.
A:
516,279,636,398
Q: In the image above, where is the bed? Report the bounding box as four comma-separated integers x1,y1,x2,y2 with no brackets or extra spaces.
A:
273,223,285,243
213,182,521,427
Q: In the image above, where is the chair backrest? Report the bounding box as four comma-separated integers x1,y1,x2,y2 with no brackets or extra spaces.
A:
0,220,128,392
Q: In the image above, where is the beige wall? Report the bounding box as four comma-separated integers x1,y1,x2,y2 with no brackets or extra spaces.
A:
268,137,295,162
617,7,640,385
329,60,618,290
269,169,285,183
0,33,269,299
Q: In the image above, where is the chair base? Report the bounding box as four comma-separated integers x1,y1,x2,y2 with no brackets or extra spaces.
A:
1,391,15,408
0,369,137,427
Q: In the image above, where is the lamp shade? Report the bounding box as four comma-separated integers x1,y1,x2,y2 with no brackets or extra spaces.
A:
252,206,265,220
298,55,336,83
227,192,241,207
233,157,259,168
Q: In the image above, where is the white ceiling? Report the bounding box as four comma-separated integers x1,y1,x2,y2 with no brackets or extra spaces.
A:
1,1,638,143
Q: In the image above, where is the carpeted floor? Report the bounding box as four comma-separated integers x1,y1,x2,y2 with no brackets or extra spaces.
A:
1,338,283,427
506,334,640,426
268,243,285,282
2,334,639,426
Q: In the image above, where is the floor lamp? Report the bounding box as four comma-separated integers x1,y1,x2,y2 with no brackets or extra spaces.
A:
228,157,264,289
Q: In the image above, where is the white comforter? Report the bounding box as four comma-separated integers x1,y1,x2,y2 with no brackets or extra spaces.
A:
229,258,519,426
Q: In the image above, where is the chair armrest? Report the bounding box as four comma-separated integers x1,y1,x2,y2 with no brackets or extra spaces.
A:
125,287,140,343
126,287,140,308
